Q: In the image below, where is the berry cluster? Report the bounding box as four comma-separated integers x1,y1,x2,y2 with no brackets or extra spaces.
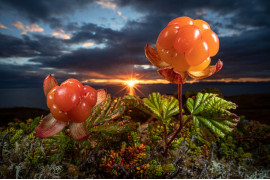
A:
46,79,97,123
156,16,219,73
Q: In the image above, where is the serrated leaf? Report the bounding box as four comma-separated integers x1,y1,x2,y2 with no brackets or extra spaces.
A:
186,98,194,113
124,93,179,125
197,116,226,138
143,92,163,118
86,94,125,129
166,96,179,117
193,116,199,129
187,92,239,143
123,95,153,116
194,92,204,110
143,92,179,124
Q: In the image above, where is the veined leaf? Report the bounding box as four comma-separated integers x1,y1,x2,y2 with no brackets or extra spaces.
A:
197,116,226,138
124,93,179,125
144,92,179,124
143,92,163,118
86,94,125,130
165,96,179,117
123,95,153,116
186,98,194,113
187,93,240,143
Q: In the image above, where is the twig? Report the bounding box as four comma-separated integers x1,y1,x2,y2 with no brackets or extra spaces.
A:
199,159,208,179
113,164,129,177
0,133,10,164
210,143,216,162
226,161,233,179
168,140,187,178
130,154,151,171
163,124,168,156
79,147,98,169
114,154,151,178
173,140,186,166
26,164,33,178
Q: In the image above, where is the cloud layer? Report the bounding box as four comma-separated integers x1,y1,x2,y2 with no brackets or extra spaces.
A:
0,0,269,91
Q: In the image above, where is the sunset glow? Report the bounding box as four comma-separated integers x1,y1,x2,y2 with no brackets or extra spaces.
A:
82,77,270,85
123,78,139,96
125,79,138,87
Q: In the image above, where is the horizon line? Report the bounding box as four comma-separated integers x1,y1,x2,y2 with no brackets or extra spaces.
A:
82,77,270,85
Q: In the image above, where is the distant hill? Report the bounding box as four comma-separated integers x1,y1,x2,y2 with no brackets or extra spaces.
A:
226,93,270,125
0,107,49,127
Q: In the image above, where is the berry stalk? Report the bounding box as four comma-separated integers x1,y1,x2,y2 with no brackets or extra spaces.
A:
164,77,183,156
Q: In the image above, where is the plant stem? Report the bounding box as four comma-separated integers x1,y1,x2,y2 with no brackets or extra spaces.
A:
178,80,183,128
163,124,168,155
164,78,184,156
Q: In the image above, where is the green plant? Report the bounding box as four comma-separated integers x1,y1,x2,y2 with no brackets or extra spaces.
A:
87,94,125,128
125,92,239,156
186,92,239,145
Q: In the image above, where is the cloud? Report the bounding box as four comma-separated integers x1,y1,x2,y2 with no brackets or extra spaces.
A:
96,0,127,21
82,42,94,47
96,0,117,10
12,20,44,34
0,0,94,25
0,23,8,29
52,29,70,39
0,0,270,93
66,22,122,45
0,33,67,57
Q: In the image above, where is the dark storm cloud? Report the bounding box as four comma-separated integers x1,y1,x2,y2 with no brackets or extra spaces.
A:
0,0,94,24
30,46,145,75
66,23,123,45
116,0,270,25
0,33,38,57
215,27,270,79
0,33,67,57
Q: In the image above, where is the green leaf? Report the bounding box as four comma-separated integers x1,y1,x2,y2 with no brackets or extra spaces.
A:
194,92,203,110
123,95,153,116
143,93,179,125
186,93,240,143
197,116,225,137
86,94,125,129
186,98,194,113
90,120,136,135
125,92,179,125
143,92,163,118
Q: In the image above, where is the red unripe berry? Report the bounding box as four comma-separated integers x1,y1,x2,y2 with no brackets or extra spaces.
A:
54,85,80,112
68,99,92,123
50,103,70,122
83,85,97,107
61,79,84,95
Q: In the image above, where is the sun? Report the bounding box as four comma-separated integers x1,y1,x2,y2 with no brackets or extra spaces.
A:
126,79,136,87
122,78,141,96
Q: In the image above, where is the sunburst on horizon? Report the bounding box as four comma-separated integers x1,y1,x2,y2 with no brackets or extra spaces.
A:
123,78,140,96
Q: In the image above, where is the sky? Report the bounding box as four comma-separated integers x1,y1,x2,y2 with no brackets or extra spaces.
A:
0,0,270,99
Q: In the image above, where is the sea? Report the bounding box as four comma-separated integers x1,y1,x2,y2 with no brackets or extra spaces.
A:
1,82,270,110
